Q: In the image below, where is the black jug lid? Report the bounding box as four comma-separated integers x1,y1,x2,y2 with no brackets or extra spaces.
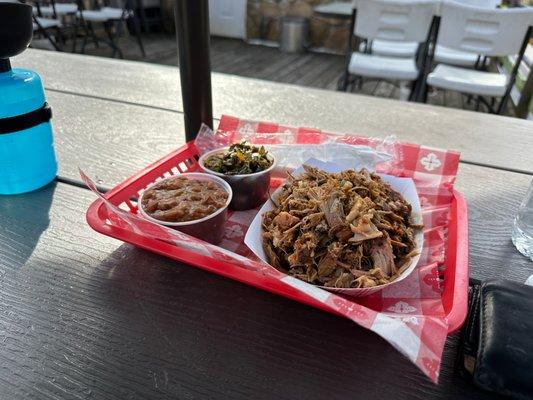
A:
0,1,33,72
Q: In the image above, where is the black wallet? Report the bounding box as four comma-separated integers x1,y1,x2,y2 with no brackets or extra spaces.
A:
458,279,533,399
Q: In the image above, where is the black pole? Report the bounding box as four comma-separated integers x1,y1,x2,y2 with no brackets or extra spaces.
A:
339,9,356,91
174,0,213,141
414,16,440,103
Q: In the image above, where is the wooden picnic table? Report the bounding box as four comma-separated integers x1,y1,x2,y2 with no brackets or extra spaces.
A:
2,48,532,399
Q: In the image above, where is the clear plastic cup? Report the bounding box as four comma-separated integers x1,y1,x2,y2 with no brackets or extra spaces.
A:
512,178,533,261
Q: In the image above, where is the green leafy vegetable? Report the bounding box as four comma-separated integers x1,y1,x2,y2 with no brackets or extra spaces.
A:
204,141,272,175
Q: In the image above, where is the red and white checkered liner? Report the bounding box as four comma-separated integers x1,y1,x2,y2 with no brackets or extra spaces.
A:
83,115,461,383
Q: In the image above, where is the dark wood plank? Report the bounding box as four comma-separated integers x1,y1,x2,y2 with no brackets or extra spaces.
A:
212,46,268,75
223,47,280,77
0,181,512,399
207,37,245,66
15,50,533,173
291,54,343,87
133,36,345,90
312,57,347,88
269,53,317,83
254,53,302,81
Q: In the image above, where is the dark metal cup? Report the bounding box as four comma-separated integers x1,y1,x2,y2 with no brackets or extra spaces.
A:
138,173,232,245
198,148,276,211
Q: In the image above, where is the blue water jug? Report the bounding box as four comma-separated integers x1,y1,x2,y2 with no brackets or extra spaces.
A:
0,2,57,195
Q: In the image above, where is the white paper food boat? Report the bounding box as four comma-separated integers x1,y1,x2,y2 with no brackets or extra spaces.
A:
244,158,424,297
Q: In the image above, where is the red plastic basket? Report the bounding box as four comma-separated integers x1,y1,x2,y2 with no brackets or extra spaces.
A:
86,141,469,333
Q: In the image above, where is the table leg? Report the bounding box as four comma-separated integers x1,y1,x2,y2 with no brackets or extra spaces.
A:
136,0,149,33
130,12,146,57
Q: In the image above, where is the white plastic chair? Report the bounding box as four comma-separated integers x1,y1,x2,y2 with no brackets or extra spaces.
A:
33,16,61,30
80,6,123,22
32,1,63,51
359,36,479,67
445,0,501,7
425,1,533,113
38,2,78,17
352,0,419,59
344,0,440,99
433,0,503,67
433,45,479,67
358,40,419,58
34,0,82,52
361,0,502,68
77,0,145,58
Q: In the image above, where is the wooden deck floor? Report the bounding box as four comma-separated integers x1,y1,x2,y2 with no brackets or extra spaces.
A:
33,33,512,115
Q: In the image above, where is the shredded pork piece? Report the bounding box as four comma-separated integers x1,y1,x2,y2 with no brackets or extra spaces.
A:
261,166,422,289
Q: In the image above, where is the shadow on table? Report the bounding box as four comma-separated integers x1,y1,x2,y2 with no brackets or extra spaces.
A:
0,181,56,270
83,244,499,399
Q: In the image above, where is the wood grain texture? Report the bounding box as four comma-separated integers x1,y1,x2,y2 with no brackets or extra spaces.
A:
455,164,533,282
46,91,186,186
14,50,533,173
77,35,346,91
0,182,509,400
46,91,533,190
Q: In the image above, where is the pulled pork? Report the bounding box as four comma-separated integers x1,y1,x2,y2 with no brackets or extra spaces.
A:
262,166,421,289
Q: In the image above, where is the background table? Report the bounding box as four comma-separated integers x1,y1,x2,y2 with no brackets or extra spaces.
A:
1,49,532,399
